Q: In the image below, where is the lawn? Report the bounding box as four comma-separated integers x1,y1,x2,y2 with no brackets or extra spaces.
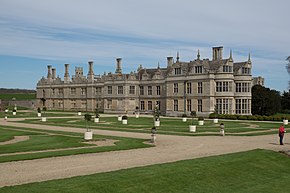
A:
0,110,77,118
18,115,285,136
0,126,152,163
0,93,36,100
1,149,289,193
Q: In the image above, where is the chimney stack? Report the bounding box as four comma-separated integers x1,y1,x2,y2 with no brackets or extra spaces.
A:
47,65,52,80
87,60,94,81
115,58,122,74
167,57,174,67
52,68,56,80
212,46,223,60
64,64,70,83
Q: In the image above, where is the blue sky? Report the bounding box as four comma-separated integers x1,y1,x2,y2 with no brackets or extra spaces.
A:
0,0,289,91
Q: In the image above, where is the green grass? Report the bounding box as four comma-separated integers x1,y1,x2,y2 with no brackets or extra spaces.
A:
0,110,77,118
0,93,36,100
0,126,152,163
19,116,285,136
1,149,289,193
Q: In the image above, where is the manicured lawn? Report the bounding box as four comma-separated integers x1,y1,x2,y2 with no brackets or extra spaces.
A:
0,110,77,118
0,126,152,163
1,149,289,193
19,116,285,136
0,93,36,100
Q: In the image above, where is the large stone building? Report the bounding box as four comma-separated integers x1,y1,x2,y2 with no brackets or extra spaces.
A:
36,46,255,116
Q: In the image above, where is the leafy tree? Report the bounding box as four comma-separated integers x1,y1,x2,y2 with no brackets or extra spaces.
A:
252,85,281,116
286,56,290,88
281,90,290,113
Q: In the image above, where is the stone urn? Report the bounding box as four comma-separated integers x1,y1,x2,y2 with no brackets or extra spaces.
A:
41,117,47,122
154,120,160,127
198,120,204,126
182,117,187,122
78,111,82,116
122,119,128,124
94,117,99,123
283,119,288,125
213,118,218,123
84,131,93,140
37,113,41,117
118,116,122,121
189,125,196,132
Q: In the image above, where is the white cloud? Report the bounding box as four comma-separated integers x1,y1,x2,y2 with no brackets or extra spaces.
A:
0,0,289,90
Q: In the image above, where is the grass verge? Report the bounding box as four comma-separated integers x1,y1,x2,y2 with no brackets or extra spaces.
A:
0,149,289,192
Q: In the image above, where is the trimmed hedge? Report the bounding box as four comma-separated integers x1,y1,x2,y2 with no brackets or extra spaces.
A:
209,113,287,122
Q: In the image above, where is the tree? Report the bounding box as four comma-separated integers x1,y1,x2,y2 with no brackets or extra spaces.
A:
252,85,281,115
281,90,290,113
286,56,290,88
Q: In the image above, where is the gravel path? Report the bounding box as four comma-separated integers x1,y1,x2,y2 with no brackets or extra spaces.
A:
0,119,289,188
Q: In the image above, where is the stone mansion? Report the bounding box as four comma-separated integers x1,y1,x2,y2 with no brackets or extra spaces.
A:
36,46,262,116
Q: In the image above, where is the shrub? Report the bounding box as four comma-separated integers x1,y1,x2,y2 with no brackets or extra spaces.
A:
122,115,128,120
37,107,41,113
182,113,187,117
198,117,204,121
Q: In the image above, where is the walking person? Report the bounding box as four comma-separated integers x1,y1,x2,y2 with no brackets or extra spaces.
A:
278,124,286,145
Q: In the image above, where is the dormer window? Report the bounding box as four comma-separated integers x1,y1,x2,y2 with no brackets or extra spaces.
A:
223,65,232,72
195,66,203,73
242,67,251,74
174,67,181,75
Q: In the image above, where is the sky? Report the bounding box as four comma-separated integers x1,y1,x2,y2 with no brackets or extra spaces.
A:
0,0,289,92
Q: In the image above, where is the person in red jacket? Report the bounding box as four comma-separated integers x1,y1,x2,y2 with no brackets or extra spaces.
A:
278,124,286,145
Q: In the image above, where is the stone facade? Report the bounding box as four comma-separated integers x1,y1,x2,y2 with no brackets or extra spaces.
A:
36,46,256,116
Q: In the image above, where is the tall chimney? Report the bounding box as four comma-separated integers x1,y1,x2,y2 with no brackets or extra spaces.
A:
115,58,122,74
87,60,94,81
47,65,52,80
212,46,223,60
52,68,56,80
167,57,174,67
64,64,70,83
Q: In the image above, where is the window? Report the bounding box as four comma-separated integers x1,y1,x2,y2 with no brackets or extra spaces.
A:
156,101,161,110
52,88,55,95
59,101,63,108
236,82,251,93
198,82,203,94
195,66,203,73
148,86,152,95
81,88,86,95
187,82,191,94
187,99,192,112
141,101,145,110
59,88,63,95
216,98,232,114
107,86,112,94
140,86,144,95
118,86,123,94
148,101,152,110
223,65,232,72
174,68,181,75
81,100,86,108
129,86,135,95
216,81,232,92
174,83,178,93
198,99,202,112
242,67,251,74
156,86,161,95
174,100,178,111
70,88,76,95
96,87,102,95
235,99,251,114
71,100,76,108
107,99,112,109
